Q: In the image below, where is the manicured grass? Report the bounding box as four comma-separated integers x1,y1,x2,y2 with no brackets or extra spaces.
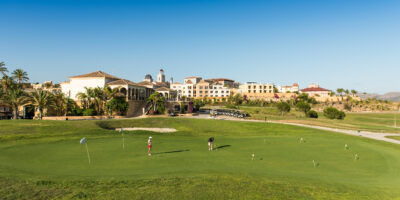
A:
1,118,400,199
241,106,400,133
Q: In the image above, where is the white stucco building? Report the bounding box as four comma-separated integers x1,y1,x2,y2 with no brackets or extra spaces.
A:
60,71,151,101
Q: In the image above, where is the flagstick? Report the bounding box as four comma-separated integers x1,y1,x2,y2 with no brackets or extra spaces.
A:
85,143,91,164
122,134,125,149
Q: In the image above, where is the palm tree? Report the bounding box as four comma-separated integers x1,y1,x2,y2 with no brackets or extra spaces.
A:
336,88,344,101
11,69,29,84
76,92,89,109
1,76,15,92
53,91,76,116
0,62,8,77
146,92,164,113
1,87,27,119
27,89,54,119
351,90,358,97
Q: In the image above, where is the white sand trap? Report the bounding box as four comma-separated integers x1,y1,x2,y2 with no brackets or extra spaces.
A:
116,128,177,133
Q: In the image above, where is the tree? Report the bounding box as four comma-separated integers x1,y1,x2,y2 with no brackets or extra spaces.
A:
27,89,54,119
53,91,76,116
295,101,311,115
105,96,128,116
336,88,344,101
351,90,358,96
0,62,7,77
306,110,318,118
329,91,336,97
146,92,165,114
1,76,14,92
323,107,346,120
228,94,243,106
276,101,291,116
193,99,205,111
1,86,27,119
297,93,309,102
11,69,29,84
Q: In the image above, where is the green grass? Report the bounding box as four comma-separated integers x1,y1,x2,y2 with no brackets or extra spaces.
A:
1,118,400,199
240,106,400,133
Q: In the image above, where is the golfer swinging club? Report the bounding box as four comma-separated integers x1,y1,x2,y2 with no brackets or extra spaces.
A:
148,136,152,156
208,137,214,151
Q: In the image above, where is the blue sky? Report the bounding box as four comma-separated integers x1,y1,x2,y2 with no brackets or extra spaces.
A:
0,0,399,93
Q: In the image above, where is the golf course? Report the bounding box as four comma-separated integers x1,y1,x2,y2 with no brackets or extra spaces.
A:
1,117,400,199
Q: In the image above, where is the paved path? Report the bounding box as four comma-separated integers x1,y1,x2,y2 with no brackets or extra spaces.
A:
116,127,177,133
183,115,400,145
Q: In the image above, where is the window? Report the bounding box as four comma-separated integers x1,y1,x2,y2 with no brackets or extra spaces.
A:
264,90,267,93
253,90,256,93
210,95,213,97
221,91,224,93
205,91,208,93
200,91,203,93
248,86,251,89
210,91,213,93
215,91,218,93
205,86,208,89
200,86,203,89
259,90,262,93
200,95,203,97
248,90,251,93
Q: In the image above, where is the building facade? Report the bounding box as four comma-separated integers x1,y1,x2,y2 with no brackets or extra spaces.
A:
239,82,274,94
277,83,299,93
300,83,331,97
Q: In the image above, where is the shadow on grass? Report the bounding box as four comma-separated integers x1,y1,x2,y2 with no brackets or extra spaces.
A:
215,145,231,150
153,149,190,155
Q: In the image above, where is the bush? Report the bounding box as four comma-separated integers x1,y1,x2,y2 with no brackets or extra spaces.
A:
295,101,311,114
306,110,318,118
106,97,129,115
336,110,346,120
276,101,291,116
323,107,346,120
82,108,95,116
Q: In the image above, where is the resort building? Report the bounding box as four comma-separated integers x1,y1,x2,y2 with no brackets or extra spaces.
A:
60,71,151,101
277,83,299,93
138,69,170,89
171,76,232,99
205,78,235,88
300,83,331,97
239,82,274,94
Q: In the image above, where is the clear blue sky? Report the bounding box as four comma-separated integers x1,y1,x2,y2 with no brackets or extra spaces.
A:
1,0,399,94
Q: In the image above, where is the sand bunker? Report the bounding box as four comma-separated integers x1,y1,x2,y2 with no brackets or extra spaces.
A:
116,128,177,133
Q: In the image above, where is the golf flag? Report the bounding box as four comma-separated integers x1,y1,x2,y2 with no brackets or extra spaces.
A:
80,137,91,164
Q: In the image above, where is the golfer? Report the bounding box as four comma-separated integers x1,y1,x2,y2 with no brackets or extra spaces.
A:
148,136,152,156
208,137,214,151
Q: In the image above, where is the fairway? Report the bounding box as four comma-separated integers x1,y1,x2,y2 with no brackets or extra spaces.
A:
1,118,400,199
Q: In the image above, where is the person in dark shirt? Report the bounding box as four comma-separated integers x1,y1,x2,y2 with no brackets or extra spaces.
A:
208,137,214,151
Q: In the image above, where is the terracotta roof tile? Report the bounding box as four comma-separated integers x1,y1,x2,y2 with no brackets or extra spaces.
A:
300,87,331,92
69,71,120,79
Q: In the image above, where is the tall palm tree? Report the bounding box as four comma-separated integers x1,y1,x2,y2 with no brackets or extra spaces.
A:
76,92,89,109
1,87,27,119
27,89,54,119
1,76,15,92
351,90,358,97
146,92,164,113
93,87,106,114
336,88,344,101
0,62,8,77
11,69,29,84
53,91,76,116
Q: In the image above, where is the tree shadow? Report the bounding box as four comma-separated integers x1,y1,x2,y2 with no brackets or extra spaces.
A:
153,149,190,155
214,145,231,150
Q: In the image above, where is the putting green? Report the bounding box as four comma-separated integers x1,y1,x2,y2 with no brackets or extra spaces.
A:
1,118,400,199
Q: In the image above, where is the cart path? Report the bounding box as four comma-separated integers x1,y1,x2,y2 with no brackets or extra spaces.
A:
183,115,400,145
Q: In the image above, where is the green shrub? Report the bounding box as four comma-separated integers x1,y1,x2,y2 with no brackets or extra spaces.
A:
276,101,291,116
82,109,95,116
323,107,346,120
106,97,129,115
295,101,311,114
336,110,346,120
306,110,318,118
